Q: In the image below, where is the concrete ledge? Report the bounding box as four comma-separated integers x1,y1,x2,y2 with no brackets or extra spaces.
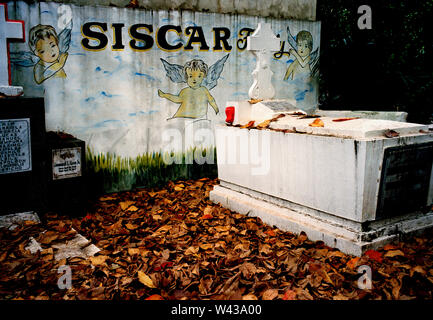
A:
316,109,408,122
44,0,317,20
210,184,433,256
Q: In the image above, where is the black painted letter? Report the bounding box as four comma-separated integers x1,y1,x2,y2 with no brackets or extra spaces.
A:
213,27,232,51
184,26,209,51
81,22,108,51
129,24,154,51
156,25,183,51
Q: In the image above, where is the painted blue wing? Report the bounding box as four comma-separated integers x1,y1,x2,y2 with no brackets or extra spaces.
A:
58,19,73,53
160,58,185,83
286,26,297,51
202,54,229,90
10,51,38,67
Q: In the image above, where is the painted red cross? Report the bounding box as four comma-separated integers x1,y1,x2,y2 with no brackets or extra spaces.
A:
0,3,25,86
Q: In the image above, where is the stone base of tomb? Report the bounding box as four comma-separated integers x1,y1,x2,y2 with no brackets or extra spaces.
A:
210,182,433,256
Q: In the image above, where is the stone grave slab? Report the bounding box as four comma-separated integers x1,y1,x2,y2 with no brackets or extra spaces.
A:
0,98,47,215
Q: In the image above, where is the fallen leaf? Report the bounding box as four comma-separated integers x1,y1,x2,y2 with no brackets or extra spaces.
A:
262,289,278,300
240,262,257,279
38,231,59,244
90,255,108,266
298,231,308,242
309,118,324,127
199,243,213,250
264,230,276,237
390,278,401,299
384,129,400,138
242,293,258,300
283,289,297,300
332,117,360,122
248,98,263,104
127,206,139,212
119,201,134,210
99,196,116,201
185,246,199,255
128,248,140,255
145,294,164,300
125,223,139,230
333,293,349,300
201,206,213,219
257,119,271,129
410,266,426,277
240,121,255,129
384,250,405,258
364,249,383,263
138,271,156,288
346,257,360,270
271,113,286,121
383,244,399,251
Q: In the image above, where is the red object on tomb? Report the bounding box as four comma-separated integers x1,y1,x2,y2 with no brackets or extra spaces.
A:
225,106,235,124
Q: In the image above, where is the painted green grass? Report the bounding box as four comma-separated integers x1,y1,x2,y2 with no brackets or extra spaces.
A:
85,147,217,194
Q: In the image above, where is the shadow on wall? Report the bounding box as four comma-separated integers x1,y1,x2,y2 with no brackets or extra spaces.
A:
85,147,217,196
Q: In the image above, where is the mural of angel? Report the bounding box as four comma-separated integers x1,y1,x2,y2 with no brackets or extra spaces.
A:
283,26,319,80
11,20,72,84
158,54,229,120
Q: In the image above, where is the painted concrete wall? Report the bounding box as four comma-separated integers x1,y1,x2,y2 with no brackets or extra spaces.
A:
43,0,317,21
8,1,320,161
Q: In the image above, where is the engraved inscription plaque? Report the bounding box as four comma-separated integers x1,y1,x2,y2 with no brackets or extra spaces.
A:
0,118,32,174
376,142,433,219
52,147,82,180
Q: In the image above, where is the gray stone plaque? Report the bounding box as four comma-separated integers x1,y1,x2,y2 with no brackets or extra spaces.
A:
52,147,82,180
261,100,298,112
0,118,32,174
376,142,433,219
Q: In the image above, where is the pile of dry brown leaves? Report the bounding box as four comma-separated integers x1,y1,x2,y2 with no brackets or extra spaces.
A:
0,178,432,300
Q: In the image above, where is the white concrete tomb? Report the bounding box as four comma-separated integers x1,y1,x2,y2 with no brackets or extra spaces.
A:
211,117,433,256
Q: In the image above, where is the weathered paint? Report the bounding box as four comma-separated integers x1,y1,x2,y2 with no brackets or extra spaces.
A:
43,0,318,21
8,1,320,161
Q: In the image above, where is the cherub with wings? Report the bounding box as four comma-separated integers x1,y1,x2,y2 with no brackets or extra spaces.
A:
11,20,72,84
283,26,319,81
158,54,229,120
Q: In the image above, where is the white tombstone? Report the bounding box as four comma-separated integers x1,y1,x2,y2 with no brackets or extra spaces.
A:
246,23,280,100
0,3,24,97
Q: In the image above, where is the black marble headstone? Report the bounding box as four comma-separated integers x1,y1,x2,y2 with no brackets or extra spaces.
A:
0,98,47,215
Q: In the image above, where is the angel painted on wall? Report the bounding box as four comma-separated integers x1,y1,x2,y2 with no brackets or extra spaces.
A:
283,26,318,80
11,20,72,84
158,54,229,120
